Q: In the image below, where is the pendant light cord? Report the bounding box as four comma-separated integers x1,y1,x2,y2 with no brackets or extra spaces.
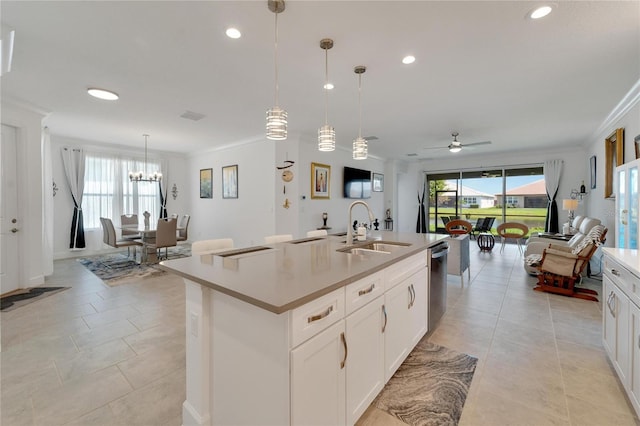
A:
274,11,279,107
143,134,148,176
358,73,363,138
324,47,329,124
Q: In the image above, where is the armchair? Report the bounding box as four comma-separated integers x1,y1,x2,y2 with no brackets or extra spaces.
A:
523,216,602,274
530,225,606,301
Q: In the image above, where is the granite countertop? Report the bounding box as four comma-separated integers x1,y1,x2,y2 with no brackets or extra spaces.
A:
602,247,640,278
160,231,448,314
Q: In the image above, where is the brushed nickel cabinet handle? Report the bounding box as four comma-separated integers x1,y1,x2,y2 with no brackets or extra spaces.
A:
358,284,375,296
407,285,413,309
610,294,617,319
611,269,620,276
638,334,640,350
340,332,347,369
382,304,387,333
411,284,416,308
307,305,333,323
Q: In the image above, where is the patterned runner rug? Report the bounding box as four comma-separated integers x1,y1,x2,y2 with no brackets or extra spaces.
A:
1,287,69,312
374,339,477,426
78,245,191,286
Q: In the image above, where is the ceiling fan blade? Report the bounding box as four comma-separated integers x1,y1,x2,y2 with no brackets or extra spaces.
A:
423,146,448,150
462,140,492,147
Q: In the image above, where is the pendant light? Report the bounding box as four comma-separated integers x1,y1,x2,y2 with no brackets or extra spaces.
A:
266,0,287,140
129,134,162,182
318,38,335,152
352,65,368,160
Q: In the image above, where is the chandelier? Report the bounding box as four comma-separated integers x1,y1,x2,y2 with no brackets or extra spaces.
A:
129,134,162,182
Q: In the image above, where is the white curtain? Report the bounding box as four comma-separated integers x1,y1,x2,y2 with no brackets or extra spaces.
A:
41,127,54,274
543,159,563,233
61,147,86,249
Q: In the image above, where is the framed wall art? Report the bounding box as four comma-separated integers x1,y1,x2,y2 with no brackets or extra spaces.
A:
604,128,624,199
200,168,213,199
373,173,384,192
311,162,330,199
590,155,596,190
222,164,238,199
635,134,640,160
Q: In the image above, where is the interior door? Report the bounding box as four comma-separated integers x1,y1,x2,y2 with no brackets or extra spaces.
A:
1,124,20,294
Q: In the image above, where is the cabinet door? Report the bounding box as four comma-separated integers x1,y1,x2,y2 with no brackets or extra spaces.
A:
603,276,630,382
629,302,640,414
384,281,411,382
291,320,346,426
407,268,428,347
345,297,385,425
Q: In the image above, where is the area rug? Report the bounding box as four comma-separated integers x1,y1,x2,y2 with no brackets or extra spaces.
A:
1,287,70,312
374,340,477,426
78,245,191,286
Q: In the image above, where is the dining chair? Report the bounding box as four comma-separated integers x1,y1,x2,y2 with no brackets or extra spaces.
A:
191,238,234,255
145,218,177,261
177,214,190,242
497,222,529,254
264,234,293,244
120,214,139,239
100,217,142,258
306,229,328,238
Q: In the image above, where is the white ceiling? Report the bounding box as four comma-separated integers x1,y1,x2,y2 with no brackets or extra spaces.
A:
2,1,639,160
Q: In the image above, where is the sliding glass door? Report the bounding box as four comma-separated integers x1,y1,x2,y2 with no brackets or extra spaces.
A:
426,166,545,235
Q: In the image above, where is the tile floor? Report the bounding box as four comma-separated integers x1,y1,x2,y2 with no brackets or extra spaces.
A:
1,243,638,426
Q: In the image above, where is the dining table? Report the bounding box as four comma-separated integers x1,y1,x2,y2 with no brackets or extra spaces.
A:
119,223,185,263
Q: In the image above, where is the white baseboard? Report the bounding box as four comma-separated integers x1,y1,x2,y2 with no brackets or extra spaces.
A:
182,400,210,426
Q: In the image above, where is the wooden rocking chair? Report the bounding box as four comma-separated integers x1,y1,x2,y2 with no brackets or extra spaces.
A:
533,225,607,302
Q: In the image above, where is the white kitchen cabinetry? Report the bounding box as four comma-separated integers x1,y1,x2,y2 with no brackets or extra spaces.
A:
603,273,629,383
629,302,640,412
291,320,347,426
602,253,640,417
345,296,385,425
615,159,639,249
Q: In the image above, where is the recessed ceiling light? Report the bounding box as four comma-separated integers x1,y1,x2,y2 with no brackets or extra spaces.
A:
529,5,553,19
402,55,416,65
323,83,334,90
226,28,241,39
87,88,119,101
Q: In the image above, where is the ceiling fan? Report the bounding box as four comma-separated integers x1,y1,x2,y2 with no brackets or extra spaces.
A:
424,132,492,153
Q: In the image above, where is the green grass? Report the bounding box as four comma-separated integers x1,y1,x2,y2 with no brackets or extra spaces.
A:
428,207,547,237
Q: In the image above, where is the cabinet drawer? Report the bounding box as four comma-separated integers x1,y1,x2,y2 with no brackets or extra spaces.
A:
605,256,637,300
385,251,426,291
291,287,345,348
345,271,384,315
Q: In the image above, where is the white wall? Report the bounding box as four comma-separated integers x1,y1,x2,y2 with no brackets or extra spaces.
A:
51,135,189,259
585,86,640,247
187,139,276,248
297,140,385,236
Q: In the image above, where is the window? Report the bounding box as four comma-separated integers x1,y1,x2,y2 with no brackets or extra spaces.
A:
82,153,161,229
462,196,477,205
505,196,518,206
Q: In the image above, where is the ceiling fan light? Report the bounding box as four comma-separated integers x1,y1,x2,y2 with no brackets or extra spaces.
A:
87,88,119,101
529,5,552,19
225,27,242,39
448,144,462,153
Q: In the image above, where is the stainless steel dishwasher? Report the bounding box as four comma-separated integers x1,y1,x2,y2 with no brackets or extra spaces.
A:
428,241,449,329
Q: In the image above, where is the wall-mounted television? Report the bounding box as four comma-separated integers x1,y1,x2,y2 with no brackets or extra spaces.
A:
343,166,372,199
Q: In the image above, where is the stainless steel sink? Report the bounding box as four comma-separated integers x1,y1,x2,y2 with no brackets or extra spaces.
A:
217,246,273,258
337,240,411,255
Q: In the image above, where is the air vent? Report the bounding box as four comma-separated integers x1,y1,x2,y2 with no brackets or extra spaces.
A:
407,153,418,157
364,136,379,141
180,111,206,121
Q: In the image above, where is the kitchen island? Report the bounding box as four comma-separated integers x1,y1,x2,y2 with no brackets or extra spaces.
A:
161,231,447,426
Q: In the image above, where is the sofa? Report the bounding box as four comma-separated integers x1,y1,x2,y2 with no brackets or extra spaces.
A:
523,216,602,274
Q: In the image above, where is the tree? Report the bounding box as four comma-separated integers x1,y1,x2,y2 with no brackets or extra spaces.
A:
429,179,447,202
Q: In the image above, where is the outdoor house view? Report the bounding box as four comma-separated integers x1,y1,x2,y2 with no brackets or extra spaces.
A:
427,167,546,235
